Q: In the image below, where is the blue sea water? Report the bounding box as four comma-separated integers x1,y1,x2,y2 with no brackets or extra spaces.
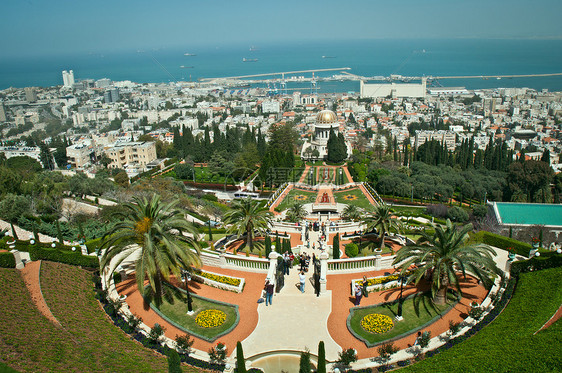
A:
1,39,561,92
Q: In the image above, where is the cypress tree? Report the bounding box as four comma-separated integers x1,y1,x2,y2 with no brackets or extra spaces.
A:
10,222,18,240
333,233,340,259
317,341,326,373
236,341,247,373
56,220,64,244
299,350,311,373
167,349,182,373
275,234,281,254
265,235,272,257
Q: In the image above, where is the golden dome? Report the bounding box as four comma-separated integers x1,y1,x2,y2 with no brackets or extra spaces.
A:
316,110,337,124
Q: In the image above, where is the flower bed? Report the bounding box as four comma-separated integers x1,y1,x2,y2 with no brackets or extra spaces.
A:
192,268,245,293
361,313,394,334
195,309,227,328
351,271,412,295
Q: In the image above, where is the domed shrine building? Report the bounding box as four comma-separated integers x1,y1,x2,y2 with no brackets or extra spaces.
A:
301,109,350,160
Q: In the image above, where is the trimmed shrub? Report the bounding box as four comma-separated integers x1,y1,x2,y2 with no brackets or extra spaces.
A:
28,246,99,268
472,204,488,218
345,243,359,258
0,252,16,268
447,206,469,222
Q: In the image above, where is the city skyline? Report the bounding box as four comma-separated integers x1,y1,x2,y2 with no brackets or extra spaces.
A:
1,0,562,57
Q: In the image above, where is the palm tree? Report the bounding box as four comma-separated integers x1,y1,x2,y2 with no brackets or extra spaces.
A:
100,195,201,305
341,204,362,222
393,219,502,305
223,198,273,252
364,204,402,250
286,202,307,223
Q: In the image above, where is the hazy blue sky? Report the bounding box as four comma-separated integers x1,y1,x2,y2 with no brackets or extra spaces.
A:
2,0,561,57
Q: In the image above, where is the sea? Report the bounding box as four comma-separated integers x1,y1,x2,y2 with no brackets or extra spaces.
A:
1,39,562,93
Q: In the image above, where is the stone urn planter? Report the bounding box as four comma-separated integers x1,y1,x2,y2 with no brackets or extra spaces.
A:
508,252,516,260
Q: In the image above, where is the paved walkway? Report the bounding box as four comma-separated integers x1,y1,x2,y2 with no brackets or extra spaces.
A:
242,268,340,361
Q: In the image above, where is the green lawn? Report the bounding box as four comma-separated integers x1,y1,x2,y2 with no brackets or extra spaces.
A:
391,205,426,216
333,188,375,210
276,189,318,211
152,286,238,341
348,292,453,345
399,266,562,372
0,262,199,372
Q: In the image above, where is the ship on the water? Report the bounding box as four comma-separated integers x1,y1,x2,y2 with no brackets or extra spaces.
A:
184,52,196,56
180,65,194,68
243,58,258,62
322,55,336,58
249,46,259,51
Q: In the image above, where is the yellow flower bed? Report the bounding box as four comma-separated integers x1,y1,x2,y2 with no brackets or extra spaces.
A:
196,271,241,286
365,271,412,287
361,313,394,334
343,194,358,201
195,309,227,328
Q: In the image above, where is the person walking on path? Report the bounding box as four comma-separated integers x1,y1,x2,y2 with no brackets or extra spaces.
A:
299,271,306,293
264,280,274,306
354,283,363,306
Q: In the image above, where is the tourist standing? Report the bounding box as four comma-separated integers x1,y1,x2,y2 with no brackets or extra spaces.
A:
264,280,274,306
354,284,363,306
362,276,369,298
299,271,306,293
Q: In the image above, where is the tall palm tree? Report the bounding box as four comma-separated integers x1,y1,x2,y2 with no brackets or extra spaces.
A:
100,194,201,305
223,198,273,252
286,202,307,223
393,219,502,304
341,204,362,222
364,204,402,250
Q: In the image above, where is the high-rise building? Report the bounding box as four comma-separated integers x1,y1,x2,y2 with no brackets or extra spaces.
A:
62,70,75,88
24,87,37,102
0,103,7,122
104,88,120,103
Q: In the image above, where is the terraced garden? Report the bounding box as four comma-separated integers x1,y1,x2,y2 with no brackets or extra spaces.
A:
149,285,239,341
399,265,562,372
333,188,375,210
0,263,201,372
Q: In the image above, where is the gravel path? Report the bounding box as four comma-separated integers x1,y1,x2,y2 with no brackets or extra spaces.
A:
19,260,62,327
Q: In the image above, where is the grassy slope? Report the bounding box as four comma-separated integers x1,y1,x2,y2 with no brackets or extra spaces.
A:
399,266,562,372
40,262,201,372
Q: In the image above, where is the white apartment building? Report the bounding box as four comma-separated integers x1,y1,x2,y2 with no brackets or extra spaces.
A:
103,141,157,170
261,100,280,113
415,130,456,151
66,142,94,169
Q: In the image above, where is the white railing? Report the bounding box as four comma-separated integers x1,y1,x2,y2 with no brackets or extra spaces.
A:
223,253,269,272
327,254,397,273
271,222,303,233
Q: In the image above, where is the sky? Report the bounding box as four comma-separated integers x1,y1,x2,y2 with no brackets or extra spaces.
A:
1,0,561,57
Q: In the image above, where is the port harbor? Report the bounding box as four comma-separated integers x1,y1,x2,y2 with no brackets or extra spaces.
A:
200,69,562,88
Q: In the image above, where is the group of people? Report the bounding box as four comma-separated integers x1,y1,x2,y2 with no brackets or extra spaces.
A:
353,276,369,306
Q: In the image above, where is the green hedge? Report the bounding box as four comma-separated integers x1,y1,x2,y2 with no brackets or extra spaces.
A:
473,231,532,256
85,237,103,254
29,246,99,268
0,252,16,268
